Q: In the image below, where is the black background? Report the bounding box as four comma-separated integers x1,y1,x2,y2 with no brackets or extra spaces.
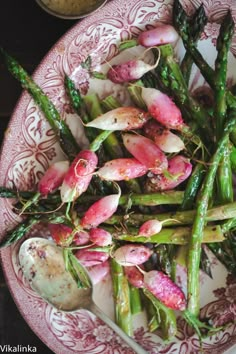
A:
0,1,78,352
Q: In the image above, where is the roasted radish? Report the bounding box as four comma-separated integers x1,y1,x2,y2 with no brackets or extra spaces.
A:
122,133,168,174
97,158,148,181
60,150,98,203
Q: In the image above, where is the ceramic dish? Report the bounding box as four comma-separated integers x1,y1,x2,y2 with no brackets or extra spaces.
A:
1,0,236,353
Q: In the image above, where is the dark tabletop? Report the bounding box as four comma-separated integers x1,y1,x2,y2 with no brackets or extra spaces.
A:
0,1,78,353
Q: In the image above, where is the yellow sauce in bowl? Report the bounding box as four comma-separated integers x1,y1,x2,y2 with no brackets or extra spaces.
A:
38,0,106,18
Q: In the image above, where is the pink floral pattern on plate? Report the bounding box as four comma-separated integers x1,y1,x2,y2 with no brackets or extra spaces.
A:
0,0,236,353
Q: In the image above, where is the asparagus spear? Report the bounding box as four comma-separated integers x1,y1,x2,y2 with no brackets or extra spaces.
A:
180,163,205,211
0,216,40,248
213,11,234,203
172,0,236,112
180,4,208,85
142,288,177,340
107,200,236,227
64,74,97,143
0,186,184,207
110,259,133,336
0,213,71,248
129,285,142,315
111,224,224,245
0,48,79,161
187,113,236,316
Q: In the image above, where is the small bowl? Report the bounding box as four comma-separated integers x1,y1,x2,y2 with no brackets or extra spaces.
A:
35,0,108,19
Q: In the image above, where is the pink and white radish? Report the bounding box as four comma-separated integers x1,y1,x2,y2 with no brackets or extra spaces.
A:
144,120,185,153
75,248,110,267
85,107,150,131
89,228,112,246
141,87,186,131
60,150,98,203
107,53,160,83
80,187,121,229
87,260,110,285
20,160,70,213
122,133,168,174
73,230,90,246
138,218,180,237
138,219,166,237
143,270,186,311
113,244,152,266
138,24,179,47
145,155,192,192
97,158,148,181
124,266,144,288
38,160,69,197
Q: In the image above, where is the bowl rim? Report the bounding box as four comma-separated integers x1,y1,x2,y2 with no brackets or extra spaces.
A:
35,0,108,19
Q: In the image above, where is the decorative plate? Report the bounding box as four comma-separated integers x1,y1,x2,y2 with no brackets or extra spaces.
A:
0,0,236,353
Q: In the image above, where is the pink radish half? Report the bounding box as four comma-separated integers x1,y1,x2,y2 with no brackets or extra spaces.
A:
38,160,69,197
122,133,168,174
107,59,158,83
144,270,186,311
86,107,149,131
144,120,185,153
97,158,148,181
141,87,185,131
124,266,144,288
89,228,112,246
80,193,120,229
75,249,110,267
87,261,110,285
60,150,98,203
138,25,179,47
146,155,192,192
113,244,152,266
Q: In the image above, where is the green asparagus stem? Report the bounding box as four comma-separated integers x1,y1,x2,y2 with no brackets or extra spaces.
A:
111,224,224,245
180,4,208,85
89,130,113,152
63,248,92,288
214,10,234,138
208,232,236,274
0,213,72,248
64,75,89,121
187,114,236,316
143,288,177,340
107,200,236,227
127,83,147,110
230,145,236,172
64,75,96,141
180,163,205,211
129,285,142,315
0,48,79,161
118,39,138,52
0,187,34,199
101,95,122,111
155,244,176,279
216,140,233,204
0,186,184,207
213,12,234,203
145,297,160,332
0,216,40,248
110,259,133,336
172,1,236,112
